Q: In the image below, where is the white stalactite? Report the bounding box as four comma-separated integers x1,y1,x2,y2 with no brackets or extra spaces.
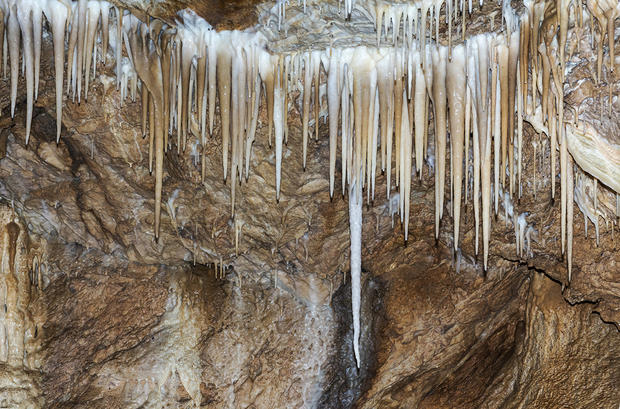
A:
447,44,466,251
16,0,36,144
43,0,71,142
349,179,362,369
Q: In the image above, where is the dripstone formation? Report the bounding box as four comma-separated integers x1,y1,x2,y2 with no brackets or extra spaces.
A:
0,0,618,407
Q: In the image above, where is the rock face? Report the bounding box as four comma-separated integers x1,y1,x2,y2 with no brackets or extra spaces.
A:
0,0,618,408
107,0,261,29
0,207,45,408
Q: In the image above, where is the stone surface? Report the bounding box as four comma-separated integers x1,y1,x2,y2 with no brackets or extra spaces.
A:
109,0,261,29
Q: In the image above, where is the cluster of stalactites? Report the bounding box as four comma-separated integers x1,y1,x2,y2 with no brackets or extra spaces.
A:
265,0,620,279
519,0,620,279
370,0,481,50
574,166,618,249
373,0,453,48
121,9,271,240
0,0,116,144
303,29,523,273
133,0,617,281
1,0,618,274
0,0,272,240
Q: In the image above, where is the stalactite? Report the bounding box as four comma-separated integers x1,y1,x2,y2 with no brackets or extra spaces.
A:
148,92,155,173
377,53,389,174
516,212,527,258
491,43,501,215
422,46,433,172
369,65,379,202
7,3,18,118
274,57,285,202
557,0,570,74
540,40,550,122
327,49,341,197
283,55,290,146
379,53,395,199
141,82,149,137
359,51,373,199
218,46,232,181
66,3,78,97
560,115,568,255
517,59,524,198
432,46,447,239
349,180,362,369
520,13,530,115
464,82,471,201
352,49,365,209
549,95,557,200
172,37,181,148
179,31,195,146
32,1,43,102
467,51,480,255
196,39,207,144
0,8,4,82
126,22,165,240
593,178,598,245
567,154,574,281
302,52,312,169
230,39,243,210
245,46,261,182
447,44,466,251
393,55,404,190
83,0,100,102
532,138,538,197
341,63,351,196
400,87,412,241
414,55,426,180
43,0,71,142
474,35,492,269
75,0,87,102
261,53,276,148
115,7,124,87
507,29,520,196
100,2,110,64
229,39,245,201
16,2,36,144
313,51,321,141
481,99,492,269
586,0,607,83
498,42,509,191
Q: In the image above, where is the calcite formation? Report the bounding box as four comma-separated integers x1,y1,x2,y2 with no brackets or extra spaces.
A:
0,206,45,408
0,0,618,407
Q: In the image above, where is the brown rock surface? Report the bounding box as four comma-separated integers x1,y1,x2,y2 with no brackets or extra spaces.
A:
108,0,261,29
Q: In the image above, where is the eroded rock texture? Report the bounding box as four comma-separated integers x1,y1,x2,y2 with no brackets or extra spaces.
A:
0,0,618,408
0,207,45,408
